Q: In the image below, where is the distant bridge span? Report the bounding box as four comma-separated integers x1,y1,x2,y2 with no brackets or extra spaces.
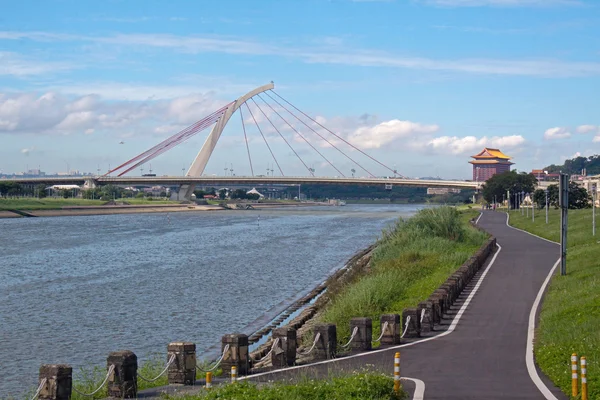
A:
1,176,481,190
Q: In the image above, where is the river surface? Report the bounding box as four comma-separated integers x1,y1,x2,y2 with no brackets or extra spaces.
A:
0,204,425,396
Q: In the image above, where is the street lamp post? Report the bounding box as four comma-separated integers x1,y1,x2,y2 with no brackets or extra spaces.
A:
593,183,597,236
526,193,529,218
521,191,525,215
545,189,549,224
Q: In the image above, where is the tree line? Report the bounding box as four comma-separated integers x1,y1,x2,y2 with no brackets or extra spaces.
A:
481,170,591,209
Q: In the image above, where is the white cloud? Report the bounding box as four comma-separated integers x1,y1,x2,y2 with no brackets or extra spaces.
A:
348,119,439,149
3,31,600,78
0,91,225,136
544,127,571,140
593,135,600,143
576,124,600,134
0,51,75,77
426,134,525,154
21,147,35,155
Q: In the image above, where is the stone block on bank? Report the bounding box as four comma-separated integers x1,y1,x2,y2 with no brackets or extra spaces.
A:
350,317,372,351
38,364,72,400
379,314,401,345
272,327,297,367
313,323,336,359
221,334,249,376
167,342,196,385
401,308,420,338
107,350,137,399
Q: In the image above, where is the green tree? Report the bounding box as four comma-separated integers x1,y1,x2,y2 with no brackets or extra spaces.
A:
231,189,248,199
193,189,206,198
218,189,227,200
481,171,537,206
533,183,590,209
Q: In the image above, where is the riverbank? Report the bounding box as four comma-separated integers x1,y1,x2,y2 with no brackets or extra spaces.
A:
508,208,599,398
0,199,329,218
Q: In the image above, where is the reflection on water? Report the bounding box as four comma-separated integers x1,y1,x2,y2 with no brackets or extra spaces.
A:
0,204,424,396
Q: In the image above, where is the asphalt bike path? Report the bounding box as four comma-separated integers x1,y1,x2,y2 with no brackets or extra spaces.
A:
239,211,565,399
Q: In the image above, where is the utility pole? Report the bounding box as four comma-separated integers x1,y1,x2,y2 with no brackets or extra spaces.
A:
559,173,569,276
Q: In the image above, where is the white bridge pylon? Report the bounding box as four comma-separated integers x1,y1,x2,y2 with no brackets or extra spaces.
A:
179,82,275,199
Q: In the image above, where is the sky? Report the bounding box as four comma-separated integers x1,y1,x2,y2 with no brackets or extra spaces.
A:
1,0,599,179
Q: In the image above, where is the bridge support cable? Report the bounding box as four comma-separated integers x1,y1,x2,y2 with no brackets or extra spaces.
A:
116,112,226,176
239,106,254,176
250,98,314,177
105,103,233,176
256,94,345,178
244,102,284,176
270,90,406,178
264,91,375,178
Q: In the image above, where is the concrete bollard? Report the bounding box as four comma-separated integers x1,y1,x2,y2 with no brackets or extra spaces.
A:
38,364,72,400
314,323,337,359
107,350,137,399
350,317,372,352
379,314,401,345
271,327,297,367
417,301,434,333
428,295,443,325
221,334,249,376
167,342,196,385
433,288,450,313
401,308,420,338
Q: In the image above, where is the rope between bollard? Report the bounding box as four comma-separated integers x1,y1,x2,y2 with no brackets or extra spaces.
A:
419,308,426,324
253,338,280,364
196,344,230,373
72,365,115,397
30,378,47,400
373,321,389,342
297,333,320,356
137,354,176,383
401,316,411,338
340,326,359,349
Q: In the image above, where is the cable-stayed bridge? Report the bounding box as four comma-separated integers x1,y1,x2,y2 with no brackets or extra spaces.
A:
2,83,481,196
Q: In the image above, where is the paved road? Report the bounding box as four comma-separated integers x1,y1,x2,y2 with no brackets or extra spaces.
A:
142,211,567,399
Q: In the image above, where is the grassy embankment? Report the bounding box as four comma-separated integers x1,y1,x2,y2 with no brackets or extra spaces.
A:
0,198,178,211
508,208,599,399
164,371,405,400
319,206,487,345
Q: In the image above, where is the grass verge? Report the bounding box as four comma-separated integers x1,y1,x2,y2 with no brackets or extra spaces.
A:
166,371,406,400
508,208,599,399
0,198,178,211
319,206,488,345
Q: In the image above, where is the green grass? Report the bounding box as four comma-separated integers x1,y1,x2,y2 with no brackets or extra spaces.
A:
508,208,600,399
320,206,488,345
166,371,406,400
0,198,179,211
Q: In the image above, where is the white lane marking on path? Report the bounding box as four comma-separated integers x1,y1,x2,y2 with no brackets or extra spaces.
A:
504,212,559,245
240,243,502,383
401,377,425,400
505,212,560,400
475,211,483,225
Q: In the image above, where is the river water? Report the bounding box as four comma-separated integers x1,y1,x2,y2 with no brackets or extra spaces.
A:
0,204,424,397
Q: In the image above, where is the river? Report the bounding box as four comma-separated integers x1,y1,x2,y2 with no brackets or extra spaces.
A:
0,204,425,396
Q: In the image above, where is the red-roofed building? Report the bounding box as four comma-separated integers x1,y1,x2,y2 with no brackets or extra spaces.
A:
469,148,514,182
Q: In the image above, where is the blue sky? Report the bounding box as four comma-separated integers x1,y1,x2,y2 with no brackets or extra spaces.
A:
1,0,599,178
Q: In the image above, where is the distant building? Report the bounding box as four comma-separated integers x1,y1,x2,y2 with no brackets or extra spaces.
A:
469,148,513,182
427,188,461,195
531,169,559,181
